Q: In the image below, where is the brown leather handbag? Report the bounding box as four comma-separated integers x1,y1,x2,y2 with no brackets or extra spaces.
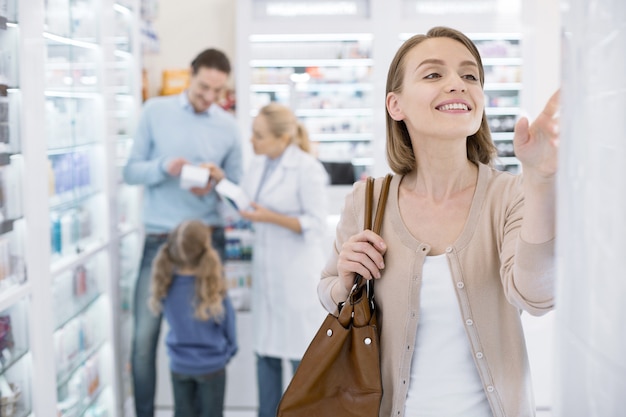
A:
277,174,393,417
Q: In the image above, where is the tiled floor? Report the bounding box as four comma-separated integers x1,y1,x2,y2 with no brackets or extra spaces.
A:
155,409,256,417
152,406,553,417
155,408,550,417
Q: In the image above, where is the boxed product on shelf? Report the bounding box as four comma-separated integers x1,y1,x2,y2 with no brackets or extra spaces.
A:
0,376,21,417
225,261,252,312
0,88,8,147
0,159,22,222
160,69,189,96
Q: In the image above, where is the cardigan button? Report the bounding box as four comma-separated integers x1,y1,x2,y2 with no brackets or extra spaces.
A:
487,385,495,392
326,329,333,337
456,282,465,289
476,352,484,359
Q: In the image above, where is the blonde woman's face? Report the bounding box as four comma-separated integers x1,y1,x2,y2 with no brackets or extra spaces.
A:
387,37,484,142
250,114,289,158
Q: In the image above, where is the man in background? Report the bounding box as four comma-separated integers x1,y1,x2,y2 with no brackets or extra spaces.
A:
123,48,243,417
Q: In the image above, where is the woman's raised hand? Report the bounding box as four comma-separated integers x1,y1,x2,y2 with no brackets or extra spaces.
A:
513,89,560,179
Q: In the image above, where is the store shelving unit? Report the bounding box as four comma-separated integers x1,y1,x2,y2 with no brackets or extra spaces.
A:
104,0,143,412
236,0,378,185
43,0,119,413
475,34,523,173
0,1,34,415
0,0,142,415
237,0,526,183
248,33,375,181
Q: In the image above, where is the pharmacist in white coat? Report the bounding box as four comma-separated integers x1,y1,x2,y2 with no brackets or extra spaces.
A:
209,102,330,417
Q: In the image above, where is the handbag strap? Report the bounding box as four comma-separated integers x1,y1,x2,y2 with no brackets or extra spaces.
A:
372,173,393,235
363,176,374,231
351,173,393,293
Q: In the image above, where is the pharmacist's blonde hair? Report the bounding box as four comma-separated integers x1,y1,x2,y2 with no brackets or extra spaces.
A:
385,26,497,175
259,102,312,153
149,220,226,321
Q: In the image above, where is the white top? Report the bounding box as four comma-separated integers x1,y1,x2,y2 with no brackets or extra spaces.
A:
404,254,493,417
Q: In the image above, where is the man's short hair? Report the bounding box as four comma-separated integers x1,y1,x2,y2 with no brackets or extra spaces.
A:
191,48,231,75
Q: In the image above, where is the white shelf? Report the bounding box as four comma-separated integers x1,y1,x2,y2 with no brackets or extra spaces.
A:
50,239,109,278
486,107,521,116
251,82,373,92
311,133,372,142
295,108,373,117
43,33,99,49
250,58,373,67
0,282,31,312
484,82,522,91
491,132,514,141
250,33,373,42
482,57,523,66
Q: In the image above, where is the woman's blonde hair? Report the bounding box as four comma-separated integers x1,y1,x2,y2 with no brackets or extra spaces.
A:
149,220,226,321
385,26,497,175
258,102,312,153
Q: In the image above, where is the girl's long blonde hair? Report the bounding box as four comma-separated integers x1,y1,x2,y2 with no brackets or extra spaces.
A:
149,220,226,321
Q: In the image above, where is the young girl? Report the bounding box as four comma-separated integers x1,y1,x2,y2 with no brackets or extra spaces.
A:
149,220,237,417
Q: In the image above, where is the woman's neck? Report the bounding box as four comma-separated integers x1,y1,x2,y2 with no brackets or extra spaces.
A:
407,157,478,202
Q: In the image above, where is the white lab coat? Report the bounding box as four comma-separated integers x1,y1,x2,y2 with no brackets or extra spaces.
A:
241,144,330,359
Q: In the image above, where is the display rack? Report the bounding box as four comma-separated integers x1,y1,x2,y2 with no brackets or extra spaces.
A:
474,33,523,173
235,0,380,184
0,0,142,415
0,0,33,415
43,0,120,413
237,0,526,183
248,33,375,182
104,0,143,412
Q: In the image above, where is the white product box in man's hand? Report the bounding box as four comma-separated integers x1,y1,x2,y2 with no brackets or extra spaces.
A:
180,164,210,190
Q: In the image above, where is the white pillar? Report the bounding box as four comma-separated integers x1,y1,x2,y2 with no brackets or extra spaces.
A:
556,0,626,415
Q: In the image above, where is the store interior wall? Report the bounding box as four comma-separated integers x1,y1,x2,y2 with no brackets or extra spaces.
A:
143,0,236,98
556,0,626,414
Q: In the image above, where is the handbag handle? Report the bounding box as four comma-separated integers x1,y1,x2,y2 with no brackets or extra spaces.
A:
372,173,392,235
351,174,393,293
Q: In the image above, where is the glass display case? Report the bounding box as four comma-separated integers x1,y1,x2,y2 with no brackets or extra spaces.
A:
0,153,25,294
117,230,140,413
0,300,31,417
0,0,25,295
0,3,31,415
108,1,141,412
42,0,134,413
53,253,112,416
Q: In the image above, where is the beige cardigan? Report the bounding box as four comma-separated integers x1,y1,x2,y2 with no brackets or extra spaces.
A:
319,164,555,417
